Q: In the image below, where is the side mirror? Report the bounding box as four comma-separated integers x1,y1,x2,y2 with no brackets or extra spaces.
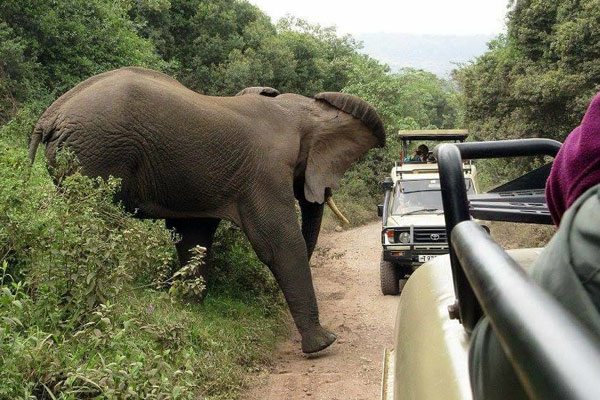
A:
381,177,394,192
377,204,384,217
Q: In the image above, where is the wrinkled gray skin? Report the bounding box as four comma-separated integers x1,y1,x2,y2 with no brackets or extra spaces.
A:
29,67,385,353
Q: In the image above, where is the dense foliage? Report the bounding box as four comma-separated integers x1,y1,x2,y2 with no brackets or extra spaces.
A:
455,0,600,185
333,58,460,225
0,0,168,124
0,0,461,397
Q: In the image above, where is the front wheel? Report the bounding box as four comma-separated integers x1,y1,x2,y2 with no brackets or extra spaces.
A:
380,256,399,295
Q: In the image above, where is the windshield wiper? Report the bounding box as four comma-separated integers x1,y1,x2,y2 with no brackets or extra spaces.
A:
400,208,443,216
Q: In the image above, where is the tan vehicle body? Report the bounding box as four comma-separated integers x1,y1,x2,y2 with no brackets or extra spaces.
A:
381,248,542,400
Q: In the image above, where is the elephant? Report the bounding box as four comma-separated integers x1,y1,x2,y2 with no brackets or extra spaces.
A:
29,67,385,353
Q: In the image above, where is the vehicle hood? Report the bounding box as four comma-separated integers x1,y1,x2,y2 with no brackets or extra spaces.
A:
386,214,446,227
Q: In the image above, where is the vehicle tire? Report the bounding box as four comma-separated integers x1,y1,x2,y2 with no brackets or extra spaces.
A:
380,256,400,295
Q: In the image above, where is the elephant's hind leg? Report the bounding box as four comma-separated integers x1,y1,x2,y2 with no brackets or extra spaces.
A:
165,218,221,269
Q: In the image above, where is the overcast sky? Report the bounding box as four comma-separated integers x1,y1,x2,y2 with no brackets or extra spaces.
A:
249,0,510,36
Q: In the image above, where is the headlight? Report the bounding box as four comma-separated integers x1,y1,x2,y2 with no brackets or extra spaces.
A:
399,232,411,243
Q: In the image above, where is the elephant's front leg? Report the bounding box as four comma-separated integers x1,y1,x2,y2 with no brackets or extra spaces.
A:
240,200,336,353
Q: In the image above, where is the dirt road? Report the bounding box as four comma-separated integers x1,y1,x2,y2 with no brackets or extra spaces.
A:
246,222,398,400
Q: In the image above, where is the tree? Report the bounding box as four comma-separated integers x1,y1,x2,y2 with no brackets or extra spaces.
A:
0,0,166,124
0,23,40,123
214,17,361,96
455,0,600,183
457,0,600,143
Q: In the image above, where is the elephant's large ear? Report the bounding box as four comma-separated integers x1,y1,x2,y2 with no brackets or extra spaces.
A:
235,87,280,97
304,92,386,203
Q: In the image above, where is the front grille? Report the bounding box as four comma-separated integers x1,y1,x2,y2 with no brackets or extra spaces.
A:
413,227,447,244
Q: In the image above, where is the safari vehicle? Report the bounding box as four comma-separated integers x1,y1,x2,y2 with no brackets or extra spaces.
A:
378,130,478,295
381,139,600,400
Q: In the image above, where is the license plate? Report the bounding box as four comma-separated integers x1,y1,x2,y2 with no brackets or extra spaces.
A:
418,255,437,263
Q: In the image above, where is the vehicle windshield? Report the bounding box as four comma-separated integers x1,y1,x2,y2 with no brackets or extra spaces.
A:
392,178,475,215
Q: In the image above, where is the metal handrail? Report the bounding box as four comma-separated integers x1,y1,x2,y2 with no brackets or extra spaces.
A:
435,143,481,329
452,221,600,400
454,138,561,159
434,139,562,330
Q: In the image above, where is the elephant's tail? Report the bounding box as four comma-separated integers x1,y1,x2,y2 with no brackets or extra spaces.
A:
29,107,60,164
28,128,42,163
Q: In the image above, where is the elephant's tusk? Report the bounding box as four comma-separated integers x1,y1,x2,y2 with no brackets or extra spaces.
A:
326,196,350,225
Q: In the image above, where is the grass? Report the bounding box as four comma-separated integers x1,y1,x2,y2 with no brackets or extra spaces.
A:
2,287,288,399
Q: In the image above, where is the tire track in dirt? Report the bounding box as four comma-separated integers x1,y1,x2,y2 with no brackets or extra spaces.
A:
246,222,398,400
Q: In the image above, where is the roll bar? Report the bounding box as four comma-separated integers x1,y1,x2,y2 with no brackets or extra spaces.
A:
434,139,562,330
435,139,600,399
435,144,481,328
454,138,561,159
381,177,393,227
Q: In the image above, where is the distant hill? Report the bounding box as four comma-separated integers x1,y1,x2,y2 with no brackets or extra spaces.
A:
355,33,495,77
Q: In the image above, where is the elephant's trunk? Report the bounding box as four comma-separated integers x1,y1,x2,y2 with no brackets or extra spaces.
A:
299,199,324,260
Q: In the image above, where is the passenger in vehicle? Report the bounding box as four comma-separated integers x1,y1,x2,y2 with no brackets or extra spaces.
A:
404,144,429,163
546,101,600,226
469,93,600,400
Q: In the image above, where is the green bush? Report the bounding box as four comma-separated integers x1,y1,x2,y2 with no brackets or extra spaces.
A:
0,144,174,327
0,136,284,398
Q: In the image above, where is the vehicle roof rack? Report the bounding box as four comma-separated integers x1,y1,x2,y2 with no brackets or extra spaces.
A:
398,167,439,174
398,129,469,141
489,163,552,192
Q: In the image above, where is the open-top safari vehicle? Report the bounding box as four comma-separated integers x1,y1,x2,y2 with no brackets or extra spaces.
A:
381,139,600,399
378,130,480,295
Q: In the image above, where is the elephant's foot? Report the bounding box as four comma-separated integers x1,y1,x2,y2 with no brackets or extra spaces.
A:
301,325,337,353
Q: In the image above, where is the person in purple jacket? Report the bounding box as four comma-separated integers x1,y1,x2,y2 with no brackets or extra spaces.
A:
546,93,600,225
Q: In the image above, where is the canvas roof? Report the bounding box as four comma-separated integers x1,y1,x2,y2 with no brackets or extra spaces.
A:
398,129,469,141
